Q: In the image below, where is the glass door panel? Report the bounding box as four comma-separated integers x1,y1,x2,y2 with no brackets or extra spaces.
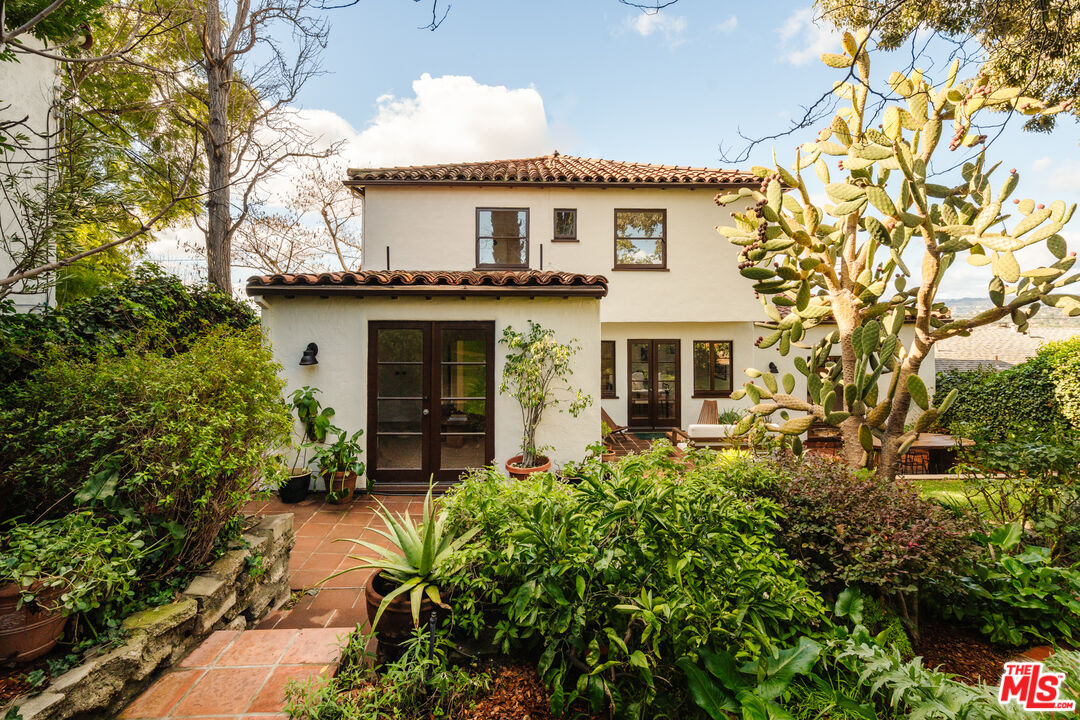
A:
627,339,680,428
372,327,426,475
438,327,490,474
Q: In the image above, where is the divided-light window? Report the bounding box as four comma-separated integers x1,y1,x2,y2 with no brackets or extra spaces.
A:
614,209,666,268
476,208,529,268
693,340,733,397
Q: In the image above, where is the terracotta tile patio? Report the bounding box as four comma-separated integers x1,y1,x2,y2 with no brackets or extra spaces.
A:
119,627,348,719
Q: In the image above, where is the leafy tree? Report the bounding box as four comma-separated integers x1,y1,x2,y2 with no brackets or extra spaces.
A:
717,33,1079,480
816,0,1080,132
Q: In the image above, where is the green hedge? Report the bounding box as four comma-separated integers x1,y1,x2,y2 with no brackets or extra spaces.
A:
0,327,290,571
1040,336,1080,428
0,264,257,389
935,354,1065,441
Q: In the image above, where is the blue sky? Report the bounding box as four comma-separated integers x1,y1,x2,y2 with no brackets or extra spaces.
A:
158,1,1080,298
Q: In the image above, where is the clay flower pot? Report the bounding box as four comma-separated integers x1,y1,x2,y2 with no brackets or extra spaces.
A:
601,445,617,463
326,471,357,505
0,583,67,664
364,570,435,643
505,454,552,479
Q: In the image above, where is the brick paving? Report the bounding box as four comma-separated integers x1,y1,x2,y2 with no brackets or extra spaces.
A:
119,627,348,719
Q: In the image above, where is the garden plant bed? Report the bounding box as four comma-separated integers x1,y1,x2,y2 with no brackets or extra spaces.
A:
912,617,1018,685
452,663,590,720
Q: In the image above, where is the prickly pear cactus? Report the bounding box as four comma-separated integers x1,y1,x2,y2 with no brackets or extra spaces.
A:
718,31,1079,477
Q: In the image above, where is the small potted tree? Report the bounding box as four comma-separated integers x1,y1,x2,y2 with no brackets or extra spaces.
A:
280,386,335,504
313,427,367,504
499,321,592,479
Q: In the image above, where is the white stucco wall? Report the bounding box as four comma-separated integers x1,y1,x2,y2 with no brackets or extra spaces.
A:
362,186,758,324
600,321,936,429
0,42,57,310
257,294,602,477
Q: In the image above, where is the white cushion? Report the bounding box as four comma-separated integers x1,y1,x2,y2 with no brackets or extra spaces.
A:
687,424,737,439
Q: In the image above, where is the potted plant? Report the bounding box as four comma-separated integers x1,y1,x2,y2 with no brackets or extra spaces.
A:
313,427,367,504
600,422,617,462
280,386,335,503
499,321,592,479
323,484,477,644
0,513,144,663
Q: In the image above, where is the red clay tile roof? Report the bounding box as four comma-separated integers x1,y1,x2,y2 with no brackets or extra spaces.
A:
246,270,608,298
346,153,757,189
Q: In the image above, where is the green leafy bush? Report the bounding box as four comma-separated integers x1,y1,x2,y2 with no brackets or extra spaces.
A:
0,264,257,389
751,454,972,633
441,445,827,718
0,326,290,571
1039,336,1080,429
0,512,146,615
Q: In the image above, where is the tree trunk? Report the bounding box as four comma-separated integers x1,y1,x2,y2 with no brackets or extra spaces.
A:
202,0,232,293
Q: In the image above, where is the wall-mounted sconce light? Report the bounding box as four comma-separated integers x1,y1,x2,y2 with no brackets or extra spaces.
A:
768,361,779,373
299,342,319,366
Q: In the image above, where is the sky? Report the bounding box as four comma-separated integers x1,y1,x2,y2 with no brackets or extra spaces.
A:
151,0,1080,299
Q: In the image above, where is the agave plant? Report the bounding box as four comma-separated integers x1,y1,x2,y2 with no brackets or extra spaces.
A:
326,484,478,628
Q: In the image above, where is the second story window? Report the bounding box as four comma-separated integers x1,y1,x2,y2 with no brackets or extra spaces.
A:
476,208,528,268
614,209,666,269
554,208,577,241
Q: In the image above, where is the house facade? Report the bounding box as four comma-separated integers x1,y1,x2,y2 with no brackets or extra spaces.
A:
247,154,935,489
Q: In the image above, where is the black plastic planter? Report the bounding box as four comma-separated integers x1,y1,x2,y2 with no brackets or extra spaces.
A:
279,470,311,503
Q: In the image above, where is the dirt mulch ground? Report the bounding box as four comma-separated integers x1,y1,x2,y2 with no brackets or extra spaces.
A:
0,672,33,703
914,617,1017,685
462,664,564,720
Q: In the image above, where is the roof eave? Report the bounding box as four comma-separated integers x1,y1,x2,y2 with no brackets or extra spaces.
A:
344,179,757,191
246,284,608,299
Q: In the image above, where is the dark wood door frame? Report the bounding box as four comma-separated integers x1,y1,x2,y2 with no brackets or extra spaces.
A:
368,321,495,485
626,338,681,430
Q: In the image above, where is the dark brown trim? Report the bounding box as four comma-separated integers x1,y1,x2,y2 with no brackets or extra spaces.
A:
250,285,607,298
614,208,667,270
691,340,734,398
475,207,529,270
553,208,577,241
626,338,680,430
600,340,617,399
345,180,755,191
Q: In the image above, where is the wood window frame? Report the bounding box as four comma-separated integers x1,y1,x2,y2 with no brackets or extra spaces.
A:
613,208,667,270
552,208,577,241
692,339,734,398
475,207,530,269
600,340,617,398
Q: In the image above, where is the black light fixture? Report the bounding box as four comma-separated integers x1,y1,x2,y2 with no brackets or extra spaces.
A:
768,361,779,373
299,342,319,366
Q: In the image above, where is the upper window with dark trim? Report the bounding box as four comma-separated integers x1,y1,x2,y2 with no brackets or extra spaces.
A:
693,340,733,397
601,340,617,398
553,208,577,241
614,209,666,268
476,208,529,268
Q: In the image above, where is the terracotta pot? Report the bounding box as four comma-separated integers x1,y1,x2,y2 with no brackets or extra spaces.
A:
505,454,551,479
601,445,617,463
279,469,311,504
326,471,357,505
364,570,435,643
0,583,68,664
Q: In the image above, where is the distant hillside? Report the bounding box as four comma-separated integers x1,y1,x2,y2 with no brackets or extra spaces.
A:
940,297,1080,327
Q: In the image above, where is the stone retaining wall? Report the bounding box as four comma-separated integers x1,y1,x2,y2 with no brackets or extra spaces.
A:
13,513,294,720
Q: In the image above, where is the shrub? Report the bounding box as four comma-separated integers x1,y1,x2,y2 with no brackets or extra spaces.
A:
0,326,290,571
754,454,972,633
1039,336,1080,429
0,264,257,389
934,358,1063,441
441,445,827,718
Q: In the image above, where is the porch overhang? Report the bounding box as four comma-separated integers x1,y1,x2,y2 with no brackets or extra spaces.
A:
246,270,609,299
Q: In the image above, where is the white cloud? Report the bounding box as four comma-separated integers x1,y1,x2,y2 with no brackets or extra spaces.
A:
1031,156,1052,172
342,73,553,169
777,8,840,66
715,15,737,33
626,11,688,45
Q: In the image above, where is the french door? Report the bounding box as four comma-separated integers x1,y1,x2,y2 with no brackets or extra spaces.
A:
368,321,495,484
627,339,680,429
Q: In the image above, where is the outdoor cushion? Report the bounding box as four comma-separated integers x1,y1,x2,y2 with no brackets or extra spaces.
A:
687,424,736,439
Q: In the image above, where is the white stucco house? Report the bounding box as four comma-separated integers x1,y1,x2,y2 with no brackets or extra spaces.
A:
247,154,935,490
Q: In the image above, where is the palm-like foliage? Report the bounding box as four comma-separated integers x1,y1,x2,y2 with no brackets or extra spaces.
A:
325,484,478,629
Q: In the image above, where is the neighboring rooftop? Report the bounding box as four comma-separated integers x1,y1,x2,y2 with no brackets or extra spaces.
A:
346,152,759,189
246,270,609,298
935,324,1079,373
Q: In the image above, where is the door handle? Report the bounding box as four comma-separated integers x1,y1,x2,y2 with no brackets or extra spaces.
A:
422,408,430,416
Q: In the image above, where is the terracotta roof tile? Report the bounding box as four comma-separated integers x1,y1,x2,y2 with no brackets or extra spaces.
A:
347,153,757,188
246,270,608,298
